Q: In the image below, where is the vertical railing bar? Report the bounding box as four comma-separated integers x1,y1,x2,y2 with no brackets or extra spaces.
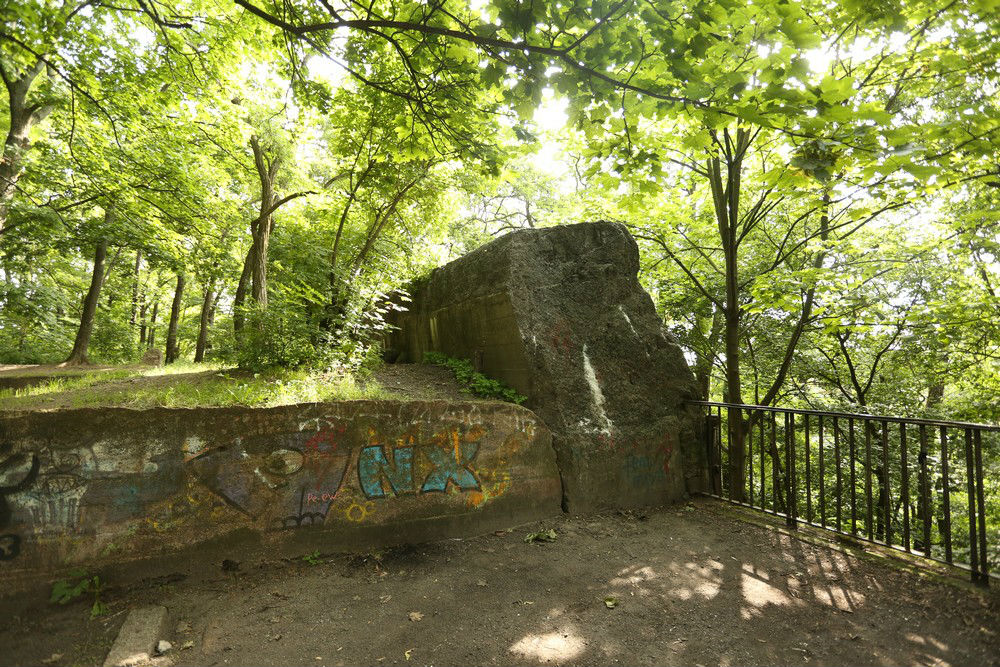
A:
882,420,891,547
901,422,910,552
771,411,778,515
805,414,812,524
964,428,979,584
973,429,988,587
748,409,754,508
819,415,826,529
919,425,931,559
786,412,796,528
865,420,873,541
940,426,952,564
760,413,766,511
834,416,842,532
850,418,857,536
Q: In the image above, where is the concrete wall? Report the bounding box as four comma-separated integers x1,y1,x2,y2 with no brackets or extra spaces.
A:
0,401,559,576
386,222,706,512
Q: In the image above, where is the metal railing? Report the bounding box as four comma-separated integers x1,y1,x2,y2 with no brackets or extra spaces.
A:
689,401,997,587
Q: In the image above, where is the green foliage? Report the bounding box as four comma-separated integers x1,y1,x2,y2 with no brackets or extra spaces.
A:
49,569,107,619
423,352,526,404
302,550,322,566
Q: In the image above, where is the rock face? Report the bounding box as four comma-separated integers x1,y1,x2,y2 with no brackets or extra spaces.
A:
386,221,703,512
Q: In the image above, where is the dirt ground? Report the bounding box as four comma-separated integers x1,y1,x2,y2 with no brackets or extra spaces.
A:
1,499,997,667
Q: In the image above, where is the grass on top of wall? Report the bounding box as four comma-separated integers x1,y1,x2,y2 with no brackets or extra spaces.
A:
0,363,393,411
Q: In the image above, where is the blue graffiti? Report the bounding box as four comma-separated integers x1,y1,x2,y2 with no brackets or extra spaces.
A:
421,442,480,493
358,446,415,498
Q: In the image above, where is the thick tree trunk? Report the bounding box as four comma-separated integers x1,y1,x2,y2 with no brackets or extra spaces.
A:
249,135,278,309
165,273,185,363
194,284,215,363
148,302,159,348
0,61,53,235
65,237,109,365
708,131,750,503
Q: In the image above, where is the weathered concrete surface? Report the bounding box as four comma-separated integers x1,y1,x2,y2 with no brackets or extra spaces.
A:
386,222,704,512
103,605,170,667
0,401,559,577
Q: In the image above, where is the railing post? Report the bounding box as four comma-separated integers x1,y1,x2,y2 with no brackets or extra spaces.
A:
973,429,988,587
940,426,952,564
918,425,931,558
834,416,842,532
964,428,979,585
882,420,891,547
901,423,910,552
786,412,796,529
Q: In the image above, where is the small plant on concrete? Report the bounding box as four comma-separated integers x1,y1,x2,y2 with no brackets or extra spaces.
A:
423,352,527,404
50,569,108,619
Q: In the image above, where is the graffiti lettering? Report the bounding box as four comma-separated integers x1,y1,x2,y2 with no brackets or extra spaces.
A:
421,442,480,493
358,446,415,498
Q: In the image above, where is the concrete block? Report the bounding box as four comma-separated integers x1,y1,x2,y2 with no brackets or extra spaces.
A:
104,605,170,667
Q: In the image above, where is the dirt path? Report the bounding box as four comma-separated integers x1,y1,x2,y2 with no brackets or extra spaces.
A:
1,499,997,667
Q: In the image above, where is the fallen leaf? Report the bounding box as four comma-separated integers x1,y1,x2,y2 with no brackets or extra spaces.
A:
524,529,558,543
604,596,619,609
408,611,424,622
476,579,488,587
41,654,62,665
181,641,195,650
405,649,413,661
379,595,392,603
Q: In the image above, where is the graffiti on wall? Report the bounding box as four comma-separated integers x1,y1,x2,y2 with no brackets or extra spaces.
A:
0,410,540,567
0,444,40,560
186,419,515,531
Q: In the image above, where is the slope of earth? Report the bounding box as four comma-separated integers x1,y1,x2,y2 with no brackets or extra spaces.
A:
0,363,475,411
1,499,996,667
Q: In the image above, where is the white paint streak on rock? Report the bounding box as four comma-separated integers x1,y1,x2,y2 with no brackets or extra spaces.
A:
581,344,613,434
619,305,639,338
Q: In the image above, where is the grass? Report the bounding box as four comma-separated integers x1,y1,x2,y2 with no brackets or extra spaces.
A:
0,362,393,410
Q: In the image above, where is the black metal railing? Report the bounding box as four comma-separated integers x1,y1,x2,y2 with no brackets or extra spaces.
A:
689,400,997,587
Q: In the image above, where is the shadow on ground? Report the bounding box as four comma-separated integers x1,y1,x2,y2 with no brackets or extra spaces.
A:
1,498,997,666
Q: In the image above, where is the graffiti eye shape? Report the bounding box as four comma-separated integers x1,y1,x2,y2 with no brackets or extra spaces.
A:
264,449,304,476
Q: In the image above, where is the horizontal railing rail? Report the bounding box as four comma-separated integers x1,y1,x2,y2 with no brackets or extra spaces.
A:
688,400,996,587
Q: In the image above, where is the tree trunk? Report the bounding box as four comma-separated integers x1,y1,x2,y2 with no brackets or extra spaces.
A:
194,284,215,363
0,61,53,235
233,245,253,337
129,250,141,326
249,135,279,309
138,301,148,347
65,237,109,365
707,129,752,503
148,301,159,348
165,273,185,363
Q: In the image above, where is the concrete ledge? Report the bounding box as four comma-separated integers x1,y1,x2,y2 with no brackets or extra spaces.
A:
0,400,560,579
103,605,170,667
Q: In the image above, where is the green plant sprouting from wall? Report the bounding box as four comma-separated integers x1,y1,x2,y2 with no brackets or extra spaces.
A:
423,352,526,404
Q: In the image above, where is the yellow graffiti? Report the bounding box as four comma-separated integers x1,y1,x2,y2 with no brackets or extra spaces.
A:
345,501,375,522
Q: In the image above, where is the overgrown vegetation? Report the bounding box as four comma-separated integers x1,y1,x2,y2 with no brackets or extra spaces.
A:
0,364,389,410
423,352,526,404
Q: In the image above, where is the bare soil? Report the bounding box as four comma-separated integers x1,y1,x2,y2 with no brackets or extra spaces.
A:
1,499,996,667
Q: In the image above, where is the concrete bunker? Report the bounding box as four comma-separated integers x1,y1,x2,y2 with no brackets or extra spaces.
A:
386,221,704,512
